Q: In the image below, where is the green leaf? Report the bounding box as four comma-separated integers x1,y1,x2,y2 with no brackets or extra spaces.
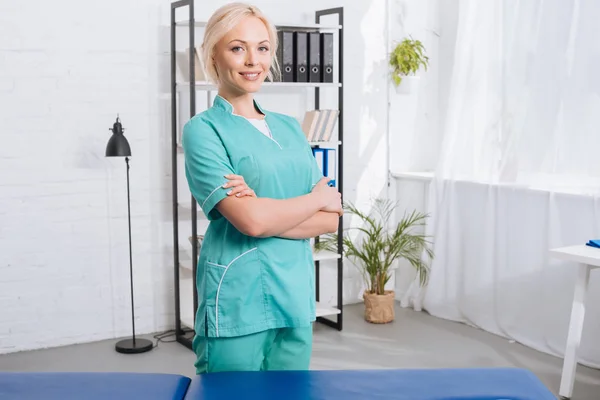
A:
389,36,429,85
323,198,435,293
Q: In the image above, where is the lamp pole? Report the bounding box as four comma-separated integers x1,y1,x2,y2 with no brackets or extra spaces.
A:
105,115,153,354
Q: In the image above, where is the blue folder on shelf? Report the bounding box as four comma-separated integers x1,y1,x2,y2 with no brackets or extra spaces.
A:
312,147,337,187
585,239,600,248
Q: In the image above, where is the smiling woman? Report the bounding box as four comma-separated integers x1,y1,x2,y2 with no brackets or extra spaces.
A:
201,3,279,103
181,2,343,376
211,21,273,99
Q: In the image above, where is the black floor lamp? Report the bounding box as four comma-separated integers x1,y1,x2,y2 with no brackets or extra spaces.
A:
105,115,153,354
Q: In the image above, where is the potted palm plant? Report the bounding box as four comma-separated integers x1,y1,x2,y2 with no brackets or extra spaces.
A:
316,198,433,324
389,36,429,94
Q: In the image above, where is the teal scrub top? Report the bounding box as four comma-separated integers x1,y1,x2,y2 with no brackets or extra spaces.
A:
182,95,324,338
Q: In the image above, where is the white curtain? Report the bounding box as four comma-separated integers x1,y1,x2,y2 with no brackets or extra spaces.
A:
403,0,600,368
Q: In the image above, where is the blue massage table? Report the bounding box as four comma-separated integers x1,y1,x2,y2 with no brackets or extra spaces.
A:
0,372,191,400
0,368,557,399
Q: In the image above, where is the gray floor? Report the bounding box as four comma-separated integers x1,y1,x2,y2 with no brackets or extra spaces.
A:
1,303,599,399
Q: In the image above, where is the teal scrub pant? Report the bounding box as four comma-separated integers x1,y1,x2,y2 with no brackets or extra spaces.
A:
192,326,313,374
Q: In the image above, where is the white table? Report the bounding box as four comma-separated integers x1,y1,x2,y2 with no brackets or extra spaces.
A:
549,245,600,399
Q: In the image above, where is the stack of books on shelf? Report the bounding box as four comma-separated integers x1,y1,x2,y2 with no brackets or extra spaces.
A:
176,47,206,82
302,109,339,142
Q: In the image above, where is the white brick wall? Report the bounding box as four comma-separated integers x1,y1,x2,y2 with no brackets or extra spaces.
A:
0,0,427,354
0,0,170,354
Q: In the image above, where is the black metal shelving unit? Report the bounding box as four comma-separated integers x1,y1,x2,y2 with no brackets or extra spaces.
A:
170,0,344,349
314,7,344,331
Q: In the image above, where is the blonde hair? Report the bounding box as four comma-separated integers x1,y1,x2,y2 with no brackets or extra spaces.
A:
201,3,280,83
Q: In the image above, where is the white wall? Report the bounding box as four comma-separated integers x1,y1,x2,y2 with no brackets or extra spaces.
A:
0,0,173,354
386,0,460,298
388,0,438,175
386,0,459,172
0,0,417,353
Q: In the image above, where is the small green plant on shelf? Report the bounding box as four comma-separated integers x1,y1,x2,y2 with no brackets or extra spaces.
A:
389,36,429,86
315,198,434,324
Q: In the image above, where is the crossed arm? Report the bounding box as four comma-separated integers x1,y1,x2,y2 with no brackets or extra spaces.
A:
216,194,339,239
277,211,339,239
215,176,340,239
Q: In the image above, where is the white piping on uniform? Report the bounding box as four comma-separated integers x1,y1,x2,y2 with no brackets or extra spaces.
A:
260,118,282,149
223,93,281,150
267,136,282,149
207,261,227,269
202,182,226,210
235,114,282,150
214,247,258,336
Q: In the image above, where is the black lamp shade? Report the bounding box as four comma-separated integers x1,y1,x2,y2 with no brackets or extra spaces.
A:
106,116,132,157
106,135,131,157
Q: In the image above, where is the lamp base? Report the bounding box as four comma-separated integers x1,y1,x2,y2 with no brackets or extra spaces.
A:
115,338,153,354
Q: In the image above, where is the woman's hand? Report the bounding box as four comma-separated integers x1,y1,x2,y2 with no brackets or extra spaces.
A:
311,177,342,216
223,174,256,198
